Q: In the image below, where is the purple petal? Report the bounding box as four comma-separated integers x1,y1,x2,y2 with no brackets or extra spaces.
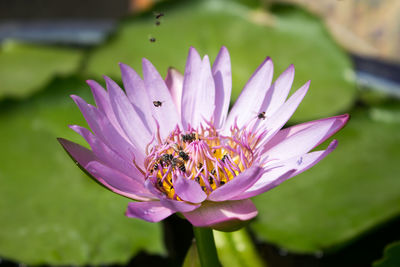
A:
182,199,258,232
58,138,153,201
86,161,155,200
143,179,200,212
125,201,175,222
260,64,295,117
257,80,310,145
262,114,345,161
236,140,338,199
119,63,155,132
231,169,296,200
173,175,207,203
71,95,143,165
160,198,200,213
262,114,349,154
212,46,232,129
224,57,273,131
58,137,96,168
181,47,216,129
165,67,184,115
142,58,182,138
87,80,127,138
70,125,144,183
207,166,264,201
288,139,338,177
105,76,152,153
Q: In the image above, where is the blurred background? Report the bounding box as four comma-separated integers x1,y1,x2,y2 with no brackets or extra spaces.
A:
0,0,399,266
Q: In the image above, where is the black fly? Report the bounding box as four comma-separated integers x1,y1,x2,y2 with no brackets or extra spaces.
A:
182,133,196,143
153,100,163,107
257,111,266,120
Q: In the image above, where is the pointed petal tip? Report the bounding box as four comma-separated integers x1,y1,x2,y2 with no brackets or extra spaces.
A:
70,94,83,104
68,124,81,131
102,75,112,83
57,137,73,150
118,62,132,77
220,45,228,51
342,113,350,121
258,56,273,71
118,62,128,71
103,76,121,92
329,139,338,149
142,57,151,65
188,46,201,58
86,79,95,85
298,80,311,93
167,66,181,74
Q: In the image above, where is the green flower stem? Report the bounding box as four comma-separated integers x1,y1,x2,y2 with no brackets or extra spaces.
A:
193,227,220,267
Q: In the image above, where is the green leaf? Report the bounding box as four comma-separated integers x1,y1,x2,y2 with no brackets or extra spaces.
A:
86,1,356,121
373,241,400,267
0,77,164,265
214,229,265,267
251,105,400,253
0,41,82,100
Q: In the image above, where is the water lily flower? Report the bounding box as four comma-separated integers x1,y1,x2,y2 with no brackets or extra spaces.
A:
58,47,348,231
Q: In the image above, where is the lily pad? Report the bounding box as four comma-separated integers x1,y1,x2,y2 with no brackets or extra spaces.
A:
86,0,356,121
373,241,400,267
0,41,82,100
251,105,400,253
0,77,164,265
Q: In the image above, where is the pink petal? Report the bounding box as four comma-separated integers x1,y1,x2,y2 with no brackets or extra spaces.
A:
182,199,258,232
160,198,201,213
262,114,345,161
257,80,310,145
119,63,155,132
142,58,182,138
262,114,349,154
71,95,143,165
237,140,338,199
58,138,153,201
212,46,232,129
58,137,95,168
207,166,264,201
181,47,216,129
288,139,338,177
70,125,144,183
87,80,127,138
261,64,295,117
165,67,184,115
173,175,207,203
86,161,154,200
224,57,273,131
231,169,296,200
143,179,200,212
105,76,152,153
125,201,175,222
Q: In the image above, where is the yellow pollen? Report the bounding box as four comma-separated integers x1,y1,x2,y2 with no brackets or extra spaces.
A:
143,124,256,200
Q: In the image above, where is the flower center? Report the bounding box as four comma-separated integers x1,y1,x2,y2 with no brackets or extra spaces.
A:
143,122,261,200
